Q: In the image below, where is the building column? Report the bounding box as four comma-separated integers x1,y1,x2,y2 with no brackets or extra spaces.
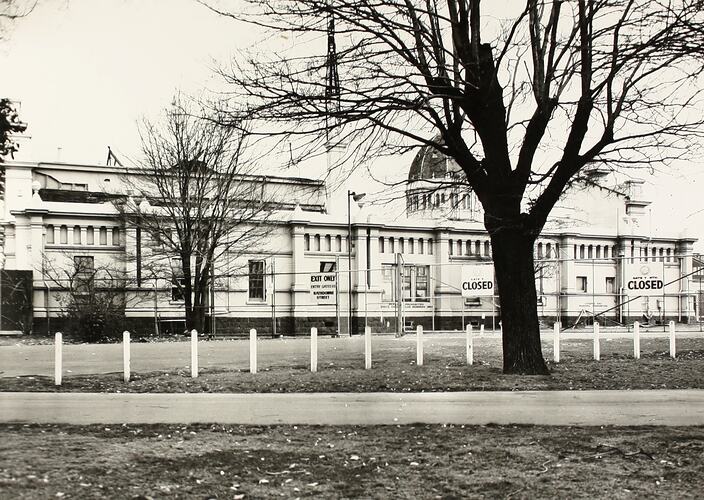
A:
289,223,309,308
678,239,695,321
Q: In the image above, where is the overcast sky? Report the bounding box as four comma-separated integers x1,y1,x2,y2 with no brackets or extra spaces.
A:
1,0,703,245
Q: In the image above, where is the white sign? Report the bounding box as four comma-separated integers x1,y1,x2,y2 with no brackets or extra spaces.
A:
461,265,495,297
310,273,337,304
625,262,665,296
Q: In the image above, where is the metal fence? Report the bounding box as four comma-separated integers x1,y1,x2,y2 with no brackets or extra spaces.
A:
26,253,704,337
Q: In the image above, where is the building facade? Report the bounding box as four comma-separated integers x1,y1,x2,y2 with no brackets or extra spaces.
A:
0,150,697,336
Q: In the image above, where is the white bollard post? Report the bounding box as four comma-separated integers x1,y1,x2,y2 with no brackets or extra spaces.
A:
310,327,318,372
364,326,372,370
122,330,131,382
466,324,473,366
633,321,641,359
54,332,63,386
250,328,257,374
593,321,600,361
480,314,485,336
669,321,676,358
416,324,423,366
553,322,560,363
190,329,198,378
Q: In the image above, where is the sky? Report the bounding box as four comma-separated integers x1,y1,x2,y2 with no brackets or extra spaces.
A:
1,0,703,245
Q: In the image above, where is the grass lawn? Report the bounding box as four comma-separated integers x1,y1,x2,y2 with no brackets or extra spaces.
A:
2,336,704,393
1,423,702,499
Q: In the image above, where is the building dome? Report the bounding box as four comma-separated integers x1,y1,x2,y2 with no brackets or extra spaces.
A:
408,142,463,181
406,140,480,221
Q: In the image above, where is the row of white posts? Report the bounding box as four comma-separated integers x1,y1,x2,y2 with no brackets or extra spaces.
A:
52,321,680,385
53,326,376,386
552,320,678,363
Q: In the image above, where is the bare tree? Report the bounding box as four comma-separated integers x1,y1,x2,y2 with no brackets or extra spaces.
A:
206,0,704,374
119,99,273,333
43,253,129,342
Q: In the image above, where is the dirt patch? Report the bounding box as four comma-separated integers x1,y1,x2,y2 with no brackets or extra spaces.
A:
1,423,702,499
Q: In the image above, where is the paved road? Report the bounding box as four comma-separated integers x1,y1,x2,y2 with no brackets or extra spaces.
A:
1,390,703,426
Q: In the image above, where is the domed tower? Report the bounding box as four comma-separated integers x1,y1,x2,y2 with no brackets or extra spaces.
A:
406,141,482,221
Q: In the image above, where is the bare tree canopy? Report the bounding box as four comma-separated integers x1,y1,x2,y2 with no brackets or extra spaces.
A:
120,98,273,332
208,0,704,374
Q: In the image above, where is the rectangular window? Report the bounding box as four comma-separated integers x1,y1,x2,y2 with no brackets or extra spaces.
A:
381,264,396,302
402,265,430,302
605,277,615,294
171,278,186,302
577,276,588,293
73,256,94,295
171,258,185,302
99,227,107,245
46,225,55,244
402,266,412,301
248,260,266,301
415,266,429,301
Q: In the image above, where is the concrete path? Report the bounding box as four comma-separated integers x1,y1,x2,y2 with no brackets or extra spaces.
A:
2,390,703,426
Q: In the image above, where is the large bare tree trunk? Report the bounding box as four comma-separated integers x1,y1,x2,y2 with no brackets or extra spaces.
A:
490,227,549,375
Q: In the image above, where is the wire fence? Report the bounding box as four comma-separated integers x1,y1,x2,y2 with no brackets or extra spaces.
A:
22,253,704,337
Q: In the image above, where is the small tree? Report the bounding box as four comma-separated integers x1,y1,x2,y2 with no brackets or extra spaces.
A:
208,0,704,374
120,99,273,333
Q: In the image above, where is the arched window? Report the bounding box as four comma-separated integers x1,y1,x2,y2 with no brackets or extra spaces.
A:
86,226,94,245
325,234,331,252
112,227,121,246
466,240,472,256
596,245,601,259
484,241,491,256
314,234,320,251
537,242,543,259
449,239,454,255
304,234,310,251
73,225,82,245
587,245,593,259
428,239,433,255
336,235,342,252
46,225,54,244
379,237,385,253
